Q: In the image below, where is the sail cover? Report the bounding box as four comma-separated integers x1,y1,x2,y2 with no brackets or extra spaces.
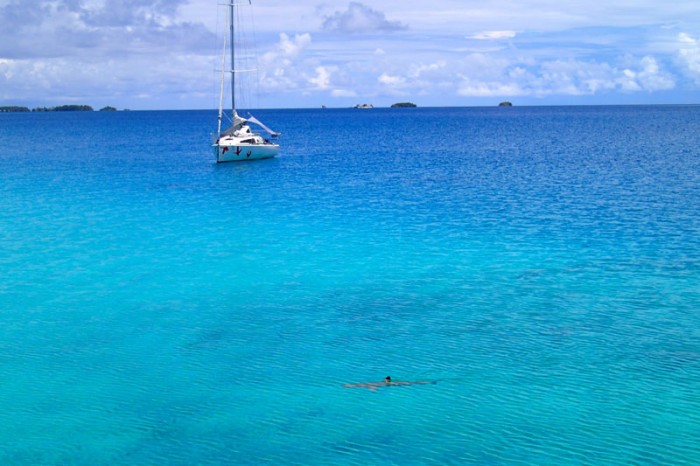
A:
247,115,281,137
220,112,248,137
219,113,279,138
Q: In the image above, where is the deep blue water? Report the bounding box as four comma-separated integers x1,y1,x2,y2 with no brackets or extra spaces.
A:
1,106,699,464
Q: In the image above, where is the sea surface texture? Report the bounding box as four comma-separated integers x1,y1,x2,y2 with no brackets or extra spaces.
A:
1,106,699,464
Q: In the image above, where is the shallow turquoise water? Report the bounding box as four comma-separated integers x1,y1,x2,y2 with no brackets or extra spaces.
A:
1,106,699,464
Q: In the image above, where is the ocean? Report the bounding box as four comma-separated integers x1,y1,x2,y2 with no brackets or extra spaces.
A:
0,106,699,464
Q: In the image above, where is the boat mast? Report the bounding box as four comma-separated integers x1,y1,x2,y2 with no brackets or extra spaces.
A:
229,0,236,114
217,23,226,136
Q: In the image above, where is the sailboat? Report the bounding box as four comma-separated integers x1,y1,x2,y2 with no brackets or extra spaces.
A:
213,1,279,162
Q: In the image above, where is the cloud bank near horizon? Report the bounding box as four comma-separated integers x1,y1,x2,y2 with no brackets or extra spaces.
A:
1,0,700,109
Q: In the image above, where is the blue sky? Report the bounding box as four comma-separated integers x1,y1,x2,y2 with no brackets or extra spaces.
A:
1,0,700,109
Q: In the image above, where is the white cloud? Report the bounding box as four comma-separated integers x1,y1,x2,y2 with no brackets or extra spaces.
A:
409,61,446,79
0,0,209,59
378,73,406,86
618,56,675,92
468,31,517,40
273,32,312,60
331,89,357,97
458,79,527,97
538,60,617,95
309,66,332,89
0,54,214,107
322,2,407,34
0,58,15,80
259,33,313,92
455,55,675,98
678,33,700,85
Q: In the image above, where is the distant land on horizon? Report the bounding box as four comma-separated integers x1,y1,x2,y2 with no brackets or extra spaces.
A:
4,102,700,113
0,105,122,112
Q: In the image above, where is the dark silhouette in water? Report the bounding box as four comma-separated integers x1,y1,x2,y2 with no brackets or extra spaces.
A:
343,376,437,391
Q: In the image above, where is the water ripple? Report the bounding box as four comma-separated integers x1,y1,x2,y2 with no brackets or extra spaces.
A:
1,107,699,464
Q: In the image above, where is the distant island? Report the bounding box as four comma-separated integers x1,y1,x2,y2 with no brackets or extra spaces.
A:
353,103,374,109
498,101,513,107
391,102,417,108
33,105,94,112
0,106,31,112
1,105,122,113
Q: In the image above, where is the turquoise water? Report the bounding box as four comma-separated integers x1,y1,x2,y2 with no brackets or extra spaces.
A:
1,106,699,464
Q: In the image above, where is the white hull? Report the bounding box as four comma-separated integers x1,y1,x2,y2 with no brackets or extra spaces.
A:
215,142,278,162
